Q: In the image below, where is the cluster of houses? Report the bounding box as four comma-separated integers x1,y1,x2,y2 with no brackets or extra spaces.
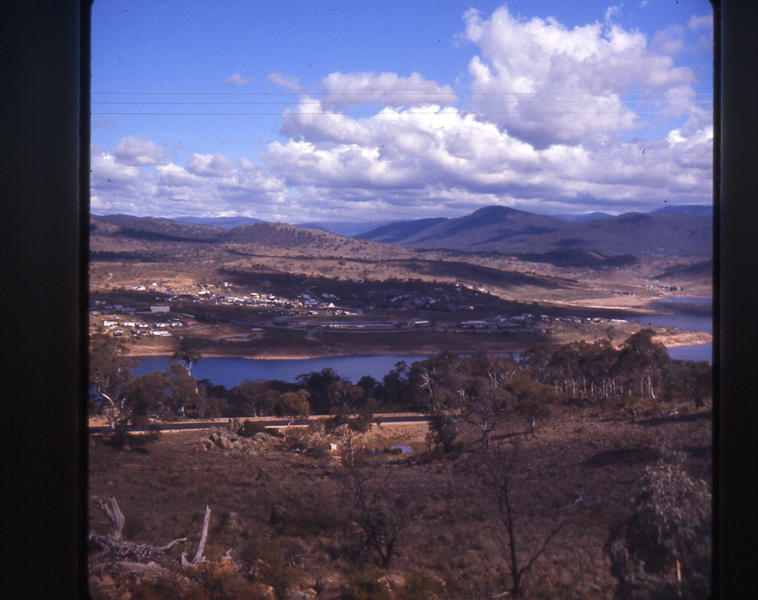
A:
90,299,195,338
456,313,628,331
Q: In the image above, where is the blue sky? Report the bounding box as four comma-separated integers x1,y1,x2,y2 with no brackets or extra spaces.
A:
91,0,713,222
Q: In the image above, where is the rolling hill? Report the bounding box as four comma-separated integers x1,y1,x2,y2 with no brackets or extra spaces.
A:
358,206,712,258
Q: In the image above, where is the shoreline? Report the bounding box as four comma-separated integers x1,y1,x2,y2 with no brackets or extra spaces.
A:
126,332,712,362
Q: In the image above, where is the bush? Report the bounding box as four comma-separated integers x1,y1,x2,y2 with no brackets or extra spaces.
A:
426,414,458,454
607,452,711,599
341,573,393,600
398,570,444,600
240,539,301,599
238,419,268,437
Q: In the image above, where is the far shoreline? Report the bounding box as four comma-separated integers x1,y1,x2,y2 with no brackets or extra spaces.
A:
126,331,712,363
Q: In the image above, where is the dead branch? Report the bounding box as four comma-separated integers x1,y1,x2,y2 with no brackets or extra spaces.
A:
193,505,211,565
155,537,188,552
93,496,125,540
90,496,188,565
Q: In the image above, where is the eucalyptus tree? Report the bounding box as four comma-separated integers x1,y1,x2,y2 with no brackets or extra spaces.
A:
89,334,135,437
613,329,670,400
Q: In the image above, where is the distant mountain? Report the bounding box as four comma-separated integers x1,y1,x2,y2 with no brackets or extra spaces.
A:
297,220,396,237
359,206,712,258
93,214,226,242
649,204,713,217
173,216,266,229
358,217,448,244
90,215,416,264
360,206,569,248
550,212,614,222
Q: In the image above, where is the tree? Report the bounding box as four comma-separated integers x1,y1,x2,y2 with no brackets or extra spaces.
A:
478,445,569,597
164,361,199,418
232,379,279,417
128,370,173,424
408,352,464,413
89,334,135,440
456,354,519,449
377,361,413,408
274,389,310,418
607,452,711,599
613,329,670,400
426,413,458,454
328,380,367,413
335,443,410,570
296,368,344,414
171,342,201,376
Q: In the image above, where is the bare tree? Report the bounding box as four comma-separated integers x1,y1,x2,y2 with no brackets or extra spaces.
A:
477,444,569,597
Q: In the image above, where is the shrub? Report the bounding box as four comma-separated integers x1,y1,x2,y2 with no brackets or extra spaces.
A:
238,419,268,437
240,539,302,600
342,573,393,600
398,570,444,600
607,452,711,599
426,414,458,454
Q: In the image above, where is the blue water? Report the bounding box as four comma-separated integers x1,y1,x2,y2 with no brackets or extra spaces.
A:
620,297,712,363
133,354,425,388
667,344,712,363
657,296,712,305
132,299,713,385
623,313,712,334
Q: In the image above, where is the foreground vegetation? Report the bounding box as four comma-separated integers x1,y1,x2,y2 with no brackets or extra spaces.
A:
89,332,712,599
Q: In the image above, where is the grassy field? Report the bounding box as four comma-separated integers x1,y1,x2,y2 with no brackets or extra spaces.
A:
88,399,711,599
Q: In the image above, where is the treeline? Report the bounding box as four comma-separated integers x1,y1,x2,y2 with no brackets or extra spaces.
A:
89,329,711,437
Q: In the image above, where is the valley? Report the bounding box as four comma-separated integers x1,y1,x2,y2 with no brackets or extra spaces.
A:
90,209,711,361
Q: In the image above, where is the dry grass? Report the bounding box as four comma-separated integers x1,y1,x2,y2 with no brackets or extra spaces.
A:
89,400,711,599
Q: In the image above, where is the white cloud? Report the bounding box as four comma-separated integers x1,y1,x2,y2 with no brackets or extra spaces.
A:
92,145,287,219
186,153,235,177
267,72,301,92
225,73,253,86
266,94,711,216
112,137,169,166
652,25,685,55
321,72,458,109
688,15,713,31
461,6,696,148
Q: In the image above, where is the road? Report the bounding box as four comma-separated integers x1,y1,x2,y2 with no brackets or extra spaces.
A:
89,413,430,434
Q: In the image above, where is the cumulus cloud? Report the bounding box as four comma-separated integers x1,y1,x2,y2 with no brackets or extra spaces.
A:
186,153,235,177
461,6,695,148
225,73,253,86
91,145,287,218
321,72,458,109
267,72,301,92
92,7,712,222
266,93,711,216
112,137,169,166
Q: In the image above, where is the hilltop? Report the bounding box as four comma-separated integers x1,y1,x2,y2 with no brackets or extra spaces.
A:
358,206,712,259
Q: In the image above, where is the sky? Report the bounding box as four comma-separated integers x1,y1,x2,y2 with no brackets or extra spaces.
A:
91,0,714,223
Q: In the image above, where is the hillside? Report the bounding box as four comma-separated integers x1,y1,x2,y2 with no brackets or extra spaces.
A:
359,206,712,259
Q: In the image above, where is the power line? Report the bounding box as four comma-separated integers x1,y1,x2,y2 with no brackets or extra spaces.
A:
92,90,713,98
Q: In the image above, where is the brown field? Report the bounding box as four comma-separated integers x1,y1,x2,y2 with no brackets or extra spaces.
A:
88,400,711,599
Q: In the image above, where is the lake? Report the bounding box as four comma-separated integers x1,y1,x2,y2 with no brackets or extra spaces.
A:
133,354,426,388
132,298,713,386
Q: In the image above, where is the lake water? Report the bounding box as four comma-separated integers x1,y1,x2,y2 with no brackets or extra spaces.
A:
133,354,426,388
620,296,712,363
132,298,713,386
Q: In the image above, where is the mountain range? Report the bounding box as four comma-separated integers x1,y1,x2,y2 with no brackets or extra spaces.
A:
92,203,712,260
358,205,712,259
